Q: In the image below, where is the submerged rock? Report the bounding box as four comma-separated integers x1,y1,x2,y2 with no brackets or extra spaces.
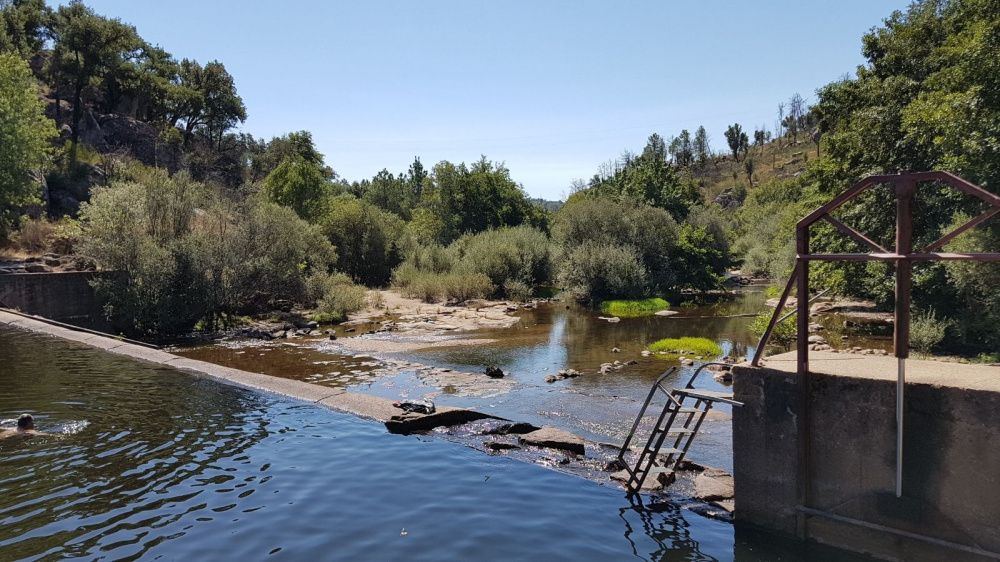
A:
519,427,585,455
483,441,521,451
483,422,539,435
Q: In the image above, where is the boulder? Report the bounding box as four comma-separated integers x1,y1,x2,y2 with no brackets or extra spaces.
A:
611,347,621,353
640,350,652,357
545,375,558,383
597,316,621,323
24,263,47,273
484,366,505,379
654,310,679,317
694,468,735,502
713,371,733,384
519,427,585,455
807,335,827,344
610,467,675,491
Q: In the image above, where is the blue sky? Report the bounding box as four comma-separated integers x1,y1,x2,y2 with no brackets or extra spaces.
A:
69,1,905,200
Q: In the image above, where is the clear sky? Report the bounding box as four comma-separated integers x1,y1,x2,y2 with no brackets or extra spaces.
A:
67,0,906,200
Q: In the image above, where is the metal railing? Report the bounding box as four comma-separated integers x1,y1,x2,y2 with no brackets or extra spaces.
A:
746,171,1000,538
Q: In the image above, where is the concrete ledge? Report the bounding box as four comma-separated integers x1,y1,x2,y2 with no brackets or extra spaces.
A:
0,312,499,433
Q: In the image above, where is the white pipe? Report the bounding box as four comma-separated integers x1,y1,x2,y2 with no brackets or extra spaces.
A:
897,357,905,497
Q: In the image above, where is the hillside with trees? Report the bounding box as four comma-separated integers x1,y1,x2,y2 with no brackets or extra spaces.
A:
1,0,997,357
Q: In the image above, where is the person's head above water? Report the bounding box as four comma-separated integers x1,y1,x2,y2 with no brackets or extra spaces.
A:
17,414,34,430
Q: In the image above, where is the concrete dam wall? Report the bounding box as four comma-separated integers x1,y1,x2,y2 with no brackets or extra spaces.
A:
0,272,111,328
732,351,1000,561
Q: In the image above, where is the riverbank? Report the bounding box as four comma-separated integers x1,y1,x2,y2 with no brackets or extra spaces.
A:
0,308,737,519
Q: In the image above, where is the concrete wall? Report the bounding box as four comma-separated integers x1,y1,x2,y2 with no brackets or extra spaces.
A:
732,362,1000,561
0,272,111,328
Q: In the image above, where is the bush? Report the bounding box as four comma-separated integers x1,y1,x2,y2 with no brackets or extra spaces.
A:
557,241,647,302
647,337,722,358
307,271,368,322
504,280,532,303
450,226,552,296
12,218,53,252
600,297,669,318
909,309,951,354
396,271,493,303
749,311,797,349
78,168,337,337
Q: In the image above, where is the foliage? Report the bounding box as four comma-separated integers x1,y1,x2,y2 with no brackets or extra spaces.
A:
724,123,749,162
909,309,952,353
396,270,492,304
587,133,699,218
504,280,532,303
262,155,330,220
557,240,648,301
647,337,722,358
419,157,548,243
599,297,670,318
449,226,553,298
77,167,336,337
0,53,56,236
749,311,797,349
306,271,368,322
320,195,406,286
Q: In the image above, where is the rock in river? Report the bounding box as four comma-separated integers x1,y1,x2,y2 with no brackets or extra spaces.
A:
694,468,735,501
484,366,505,378
519,427,585,455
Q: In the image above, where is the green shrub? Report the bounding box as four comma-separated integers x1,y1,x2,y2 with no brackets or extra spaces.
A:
557,241,647,301
749,311,797,349
600,297,669,317
647,337,722,358
443,272,493,303
307,272,368,322
78,169,336,337
451,226,552,296
504,280,532,303
909,309,951,354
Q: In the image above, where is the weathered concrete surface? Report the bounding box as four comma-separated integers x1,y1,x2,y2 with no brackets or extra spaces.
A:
0,272,113,328
733,351,1000,561
0,310,499,435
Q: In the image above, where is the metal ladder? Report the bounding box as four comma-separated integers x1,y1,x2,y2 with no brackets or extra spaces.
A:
617,362,743,494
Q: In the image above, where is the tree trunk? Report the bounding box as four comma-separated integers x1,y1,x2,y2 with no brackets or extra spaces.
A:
70,76,84,163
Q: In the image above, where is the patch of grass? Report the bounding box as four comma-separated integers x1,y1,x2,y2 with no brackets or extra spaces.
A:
647,337,722,359
600,297,670,318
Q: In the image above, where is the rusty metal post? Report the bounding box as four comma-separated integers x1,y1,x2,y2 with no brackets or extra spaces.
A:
894,177,916,498
795,224,811,537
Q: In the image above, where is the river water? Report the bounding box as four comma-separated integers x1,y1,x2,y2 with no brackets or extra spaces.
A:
178,289,780,471
0,326,867,560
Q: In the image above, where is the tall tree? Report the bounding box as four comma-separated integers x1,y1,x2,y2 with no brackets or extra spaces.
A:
693,126,710,166
50,1,140,153
166,58,246,147
0,53,56,234
0,0,50,58
724,123,749,162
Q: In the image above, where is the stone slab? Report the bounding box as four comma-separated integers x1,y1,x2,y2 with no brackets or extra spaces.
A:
519,427,586,455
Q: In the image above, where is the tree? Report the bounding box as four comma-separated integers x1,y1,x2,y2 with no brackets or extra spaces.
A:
786,93,806,143
693,126,710,166
361,168,413,219
0,0,50,58
0,53,56,234
320,195,406,286
248,130,329,182
724,123,749,162
744,157,755,186
753,129,767,152
50,1,141,154
262,155,329,221
166,58,246,147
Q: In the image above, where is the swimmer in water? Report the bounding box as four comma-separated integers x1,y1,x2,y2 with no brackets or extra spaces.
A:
0,414,47,439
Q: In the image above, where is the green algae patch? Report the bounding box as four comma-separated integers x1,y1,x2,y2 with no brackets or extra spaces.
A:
600,298,670,318
647,337,722,359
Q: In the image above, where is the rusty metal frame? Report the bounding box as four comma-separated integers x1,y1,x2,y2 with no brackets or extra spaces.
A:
749,172,1000,536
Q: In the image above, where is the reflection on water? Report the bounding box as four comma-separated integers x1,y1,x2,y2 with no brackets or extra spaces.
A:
0,326,865,561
